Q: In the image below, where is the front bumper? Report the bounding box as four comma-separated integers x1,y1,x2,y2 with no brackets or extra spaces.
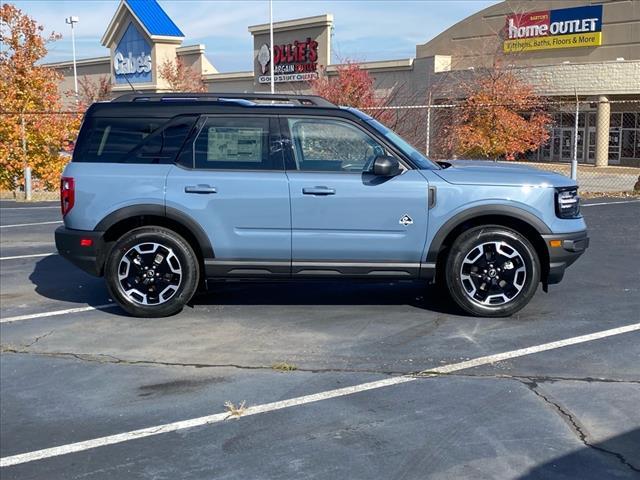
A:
55,226,106,277
542,230,589,284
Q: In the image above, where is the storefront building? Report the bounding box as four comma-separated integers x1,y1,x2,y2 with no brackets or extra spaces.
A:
48,0,640,166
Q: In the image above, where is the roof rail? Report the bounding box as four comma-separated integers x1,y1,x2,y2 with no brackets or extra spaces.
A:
112,92,336,107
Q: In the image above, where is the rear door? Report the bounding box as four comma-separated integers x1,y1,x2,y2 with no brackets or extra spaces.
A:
165,115,291,277
281,115,430,278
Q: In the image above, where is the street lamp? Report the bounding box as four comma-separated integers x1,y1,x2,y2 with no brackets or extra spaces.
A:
65,16,79,99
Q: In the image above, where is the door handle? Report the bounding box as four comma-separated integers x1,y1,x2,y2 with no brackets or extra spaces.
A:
185,184,217,194
302,187,336,196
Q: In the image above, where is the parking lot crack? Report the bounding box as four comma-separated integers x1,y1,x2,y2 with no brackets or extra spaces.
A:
23,330,55,347
0,347,403,375
430,372,640,385
518,378,640,473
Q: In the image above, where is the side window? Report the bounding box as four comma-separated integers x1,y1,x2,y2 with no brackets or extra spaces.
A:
193,117,276,170
75,118,165,163
287,118,387,172
127,116,197,164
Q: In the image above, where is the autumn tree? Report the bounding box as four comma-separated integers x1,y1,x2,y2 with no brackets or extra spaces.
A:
443,68,551,160
158,57,206,92
311,62,379,107
78,75,112,106
0,3,80,190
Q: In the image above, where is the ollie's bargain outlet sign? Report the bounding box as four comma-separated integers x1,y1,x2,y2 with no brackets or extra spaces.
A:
503,5,603,53
257,37,319,84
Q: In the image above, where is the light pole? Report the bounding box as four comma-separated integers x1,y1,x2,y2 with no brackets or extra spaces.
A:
269,0,274,94
65,16,79,99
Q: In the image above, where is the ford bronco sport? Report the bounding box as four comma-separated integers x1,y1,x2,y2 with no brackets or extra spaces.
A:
55,93,588,318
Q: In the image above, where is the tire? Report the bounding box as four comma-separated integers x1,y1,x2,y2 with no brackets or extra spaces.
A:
105,226,199,318
445,226,540,317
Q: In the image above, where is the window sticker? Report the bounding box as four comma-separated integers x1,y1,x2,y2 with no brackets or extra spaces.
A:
207,127,263,162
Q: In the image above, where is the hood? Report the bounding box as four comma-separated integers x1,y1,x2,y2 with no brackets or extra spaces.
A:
433,160,576,188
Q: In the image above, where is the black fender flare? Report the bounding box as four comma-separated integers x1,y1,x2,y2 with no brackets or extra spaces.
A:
425,204,551,264
95,204,214,259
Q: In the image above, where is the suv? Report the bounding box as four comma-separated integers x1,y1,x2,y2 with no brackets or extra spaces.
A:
55,93,588,318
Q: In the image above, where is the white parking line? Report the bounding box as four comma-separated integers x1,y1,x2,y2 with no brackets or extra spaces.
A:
0,304,117,324
582,200,640,207
0,206,59,210
0,221,62,229
1,321,638,468
0,253,55,261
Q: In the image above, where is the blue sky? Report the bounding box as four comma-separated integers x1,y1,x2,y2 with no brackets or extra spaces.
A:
14,0,499,71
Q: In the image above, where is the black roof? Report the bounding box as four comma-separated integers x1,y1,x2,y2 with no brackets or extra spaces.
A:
87,92,345,118
112,92,336,107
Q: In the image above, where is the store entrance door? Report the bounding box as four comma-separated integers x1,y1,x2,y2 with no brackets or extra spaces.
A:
586,127,596,164
560,128,573,162
609,127,621,165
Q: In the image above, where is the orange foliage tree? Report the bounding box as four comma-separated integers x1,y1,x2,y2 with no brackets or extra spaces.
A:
310,62,393,122
78,75,112,106
309,60,398,124
311,62,379,107
447,69,551,160
0,3,80,190
158,57,206,92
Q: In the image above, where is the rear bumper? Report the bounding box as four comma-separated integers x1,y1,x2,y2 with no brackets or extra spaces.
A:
55,226,105,277
542,230,589,284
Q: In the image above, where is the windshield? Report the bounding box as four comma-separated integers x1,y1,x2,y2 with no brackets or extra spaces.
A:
346,107,439,170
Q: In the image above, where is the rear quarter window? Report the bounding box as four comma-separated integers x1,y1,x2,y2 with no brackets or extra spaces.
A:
73,117,165,162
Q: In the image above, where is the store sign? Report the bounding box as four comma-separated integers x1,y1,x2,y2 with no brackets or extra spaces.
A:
503,5,602,53
113,22,153,84
114,52,151,75
257,37,319,84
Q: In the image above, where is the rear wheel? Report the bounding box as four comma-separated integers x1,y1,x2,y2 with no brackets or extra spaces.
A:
445,226,540,317
105,226,199,317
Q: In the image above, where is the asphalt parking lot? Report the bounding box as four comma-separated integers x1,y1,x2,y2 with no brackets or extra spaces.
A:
0,198,639,479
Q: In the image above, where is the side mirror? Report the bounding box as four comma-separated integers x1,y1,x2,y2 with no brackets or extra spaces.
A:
372,155,401,177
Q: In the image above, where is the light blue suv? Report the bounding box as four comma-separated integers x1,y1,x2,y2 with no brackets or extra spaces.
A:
55,93,588,318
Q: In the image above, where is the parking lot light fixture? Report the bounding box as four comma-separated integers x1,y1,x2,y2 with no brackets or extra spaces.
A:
65,15,80,100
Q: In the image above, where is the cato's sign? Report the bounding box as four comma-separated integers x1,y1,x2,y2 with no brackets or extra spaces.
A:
503,5,602,53
113,22,153,84
257,37,319,84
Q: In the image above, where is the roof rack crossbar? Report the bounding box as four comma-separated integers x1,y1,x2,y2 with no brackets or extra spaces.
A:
113,92,335,107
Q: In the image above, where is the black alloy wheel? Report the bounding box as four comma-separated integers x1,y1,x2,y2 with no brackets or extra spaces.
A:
445,226,541,317
105,226,199,317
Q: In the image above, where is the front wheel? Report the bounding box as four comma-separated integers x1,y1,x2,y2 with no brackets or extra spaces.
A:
105,226,199,317
445,226,540,317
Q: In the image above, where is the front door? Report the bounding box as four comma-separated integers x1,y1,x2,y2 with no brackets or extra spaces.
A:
560,129,573,162
586,127,596,164
281,116,429,277
166,115,291,277
609,127,621,165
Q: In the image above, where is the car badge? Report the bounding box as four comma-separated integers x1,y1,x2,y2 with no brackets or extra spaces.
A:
399,214,413,226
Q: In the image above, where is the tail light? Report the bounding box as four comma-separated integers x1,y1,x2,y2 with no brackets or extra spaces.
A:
61,176,75,217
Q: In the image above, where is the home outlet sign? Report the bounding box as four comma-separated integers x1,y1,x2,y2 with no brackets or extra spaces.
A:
113,22,153,84
503,5,603,53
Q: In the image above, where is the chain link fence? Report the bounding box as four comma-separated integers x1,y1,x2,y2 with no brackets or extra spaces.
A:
364,99,640,195
1,110,81,202
2,101,640,201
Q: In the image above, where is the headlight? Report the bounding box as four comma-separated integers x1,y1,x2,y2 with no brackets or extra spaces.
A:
555,187,580,218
